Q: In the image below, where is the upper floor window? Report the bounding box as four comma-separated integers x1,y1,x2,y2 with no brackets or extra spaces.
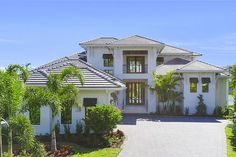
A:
156,57,164,65
29,106,40,125
190,78,198,93
61,104,72,124
202,77,211,93
126,56,145,73
103,54,113,67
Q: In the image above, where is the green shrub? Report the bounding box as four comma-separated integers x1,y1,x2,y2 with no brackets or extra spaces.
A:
85,105,122,135
76,120,83,137
196,94,207,116
213,106,224,117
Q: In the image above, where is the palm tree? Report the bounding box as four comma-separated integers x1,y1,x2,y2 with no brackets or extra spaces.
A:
152,71,183,114
0,64,31,157
24,66,84,152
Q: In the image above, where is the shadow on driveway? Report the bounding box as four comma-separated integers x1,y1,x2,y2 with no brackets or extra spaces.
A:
120,114,223,125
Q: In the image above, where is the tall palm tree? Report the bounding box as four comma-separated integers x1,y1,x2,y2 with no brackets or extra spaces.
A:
24,66,84,152
0,64,30,157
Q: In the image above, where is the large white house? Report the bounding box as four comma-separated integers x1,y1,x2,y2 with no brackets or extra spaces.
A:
79,35,229,115
27,35,229,135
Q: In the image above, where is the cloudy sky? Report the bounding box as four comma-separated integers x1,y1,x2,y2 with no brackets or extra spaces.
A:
0,0,235,68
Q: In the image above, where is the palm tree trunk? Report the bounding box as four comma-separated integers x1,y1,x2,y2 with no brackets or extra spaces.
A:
51,115,57,152
0,125,2,157
8,128,12,157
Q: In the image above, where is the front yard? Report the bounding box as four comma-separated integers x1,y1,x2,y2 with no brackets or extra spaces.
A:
225,125,236,157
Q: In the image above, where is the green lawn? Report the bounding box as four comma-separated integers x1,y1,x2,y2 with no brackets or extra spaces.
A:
225,126,236,157
58,143,121,157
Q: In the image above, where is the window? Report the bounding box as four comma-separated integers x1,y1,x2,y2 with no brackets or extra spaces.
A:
83,98,97,114
61,104,72,124
202,77,211,93
29,106,40,125
103,54,113,67
126,82,145,105
104,70,113,75
190,78,198,93
156,57,164,65
127,56,145,73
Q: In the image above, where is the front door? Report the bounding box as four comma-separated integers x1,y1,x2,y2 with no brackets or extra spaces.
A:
126,82,145,105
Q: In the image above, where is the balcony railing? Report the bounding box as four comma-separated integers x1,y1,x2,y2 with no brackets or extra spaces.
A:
123,64,148,73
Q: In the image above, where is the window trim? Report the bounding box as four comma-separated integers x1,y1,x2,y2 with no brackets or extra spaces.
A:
126,56,145,73
189,77,198,93
201,77,210,93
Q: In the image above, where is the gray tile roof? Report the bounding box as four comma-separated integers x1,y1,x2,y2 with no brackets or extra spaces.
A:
177,60,225,72
79,35,201,56
159,45,201,56
109,35,163,46
156,58,226,75
27,54,125,89
80,37,118,45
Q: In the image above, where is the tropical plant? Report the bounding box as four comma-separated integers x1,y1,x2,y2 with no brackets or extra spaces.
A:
85,105,122,135
0,64,46,157
24,66,84,152
230,64,236,114
196,94,207,116
152,71,183,115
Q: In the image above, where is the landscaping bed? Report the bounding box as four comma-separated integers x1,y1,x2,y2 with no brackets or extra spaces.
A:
225,124,236,157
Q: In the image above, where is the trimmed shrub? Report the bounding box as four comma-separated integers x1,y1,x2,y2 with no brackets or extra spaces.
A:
85,105,122,135
196,94,207,116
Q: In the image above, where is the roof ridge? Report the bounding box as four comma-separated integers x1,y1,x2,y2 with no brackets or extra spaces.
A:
161,44,202,56
177,60,225,71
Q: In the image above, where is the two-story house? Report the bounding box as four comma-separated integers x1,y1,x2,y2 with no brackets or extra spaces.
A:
80,35,229,115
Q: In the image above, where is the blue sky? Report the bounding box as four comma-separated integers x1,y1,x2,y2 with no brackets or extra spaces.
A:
0,0,235,68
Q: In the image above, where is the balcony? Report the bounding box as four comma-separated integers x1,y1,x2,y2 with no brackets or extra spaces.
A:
123,64,148,73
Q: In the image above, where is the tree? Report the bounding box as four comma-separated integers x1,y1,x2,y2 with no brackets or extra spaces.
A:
152,71,183,115
0,64,34,157
230,64,236,112
24,66,84,152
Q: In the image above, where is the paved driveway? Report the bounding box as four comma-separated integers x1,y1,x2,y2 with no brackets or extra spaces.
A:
117,114,228,157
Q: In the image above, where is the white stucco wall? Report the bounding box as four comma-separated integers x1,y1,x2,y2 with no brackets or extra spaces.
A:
30,90,113,135
183,72,216,115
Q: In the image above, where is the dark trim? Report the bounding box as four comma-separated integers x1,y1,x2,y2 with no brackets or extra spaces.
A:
190,78,198,83
103,54,113,59
123,50,148,55
201,77,211,84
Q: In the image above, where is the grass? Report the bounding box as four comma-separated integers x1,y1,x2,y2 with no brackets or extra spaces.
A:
225,125,236,157
58,142,121,157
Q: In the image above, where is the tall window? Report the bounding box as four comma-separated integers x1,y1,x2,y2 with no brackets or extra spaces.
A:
61,105,72,124
29,106,40,125
126,82,145,105
156,57,164,65
127,56,145,73
190,78,198,93
104,70,113,75
83,98,97,114
103,54,113,67
202,77,211,93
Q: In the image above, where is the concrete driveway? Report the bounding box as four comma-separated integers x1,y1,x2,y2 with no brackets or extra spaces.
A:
117,114,228,157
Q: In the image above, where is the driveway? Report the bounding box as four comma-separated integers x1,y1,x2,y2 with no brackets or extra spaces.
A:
117,114,228,157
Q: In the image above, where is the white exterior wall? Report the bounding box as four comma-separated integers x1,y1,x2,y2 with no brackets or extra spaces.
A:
216,78,228,106
183,72,216,115
30,90,113,135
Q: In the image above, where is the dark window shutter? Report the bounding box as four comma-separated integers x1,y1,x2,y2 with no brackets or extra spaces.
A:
190,78,198,83
83,98,97,107
202,77,211,84
103,54,113,59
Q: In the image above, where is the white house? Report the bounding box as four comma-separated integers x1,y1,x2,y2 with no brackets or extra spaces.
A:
27,35,229,135
26,54,126,135
79,35,229,115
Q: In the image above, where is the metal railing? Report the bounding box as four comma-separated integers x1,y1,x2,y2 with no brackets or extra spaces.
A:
123,64,148,73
